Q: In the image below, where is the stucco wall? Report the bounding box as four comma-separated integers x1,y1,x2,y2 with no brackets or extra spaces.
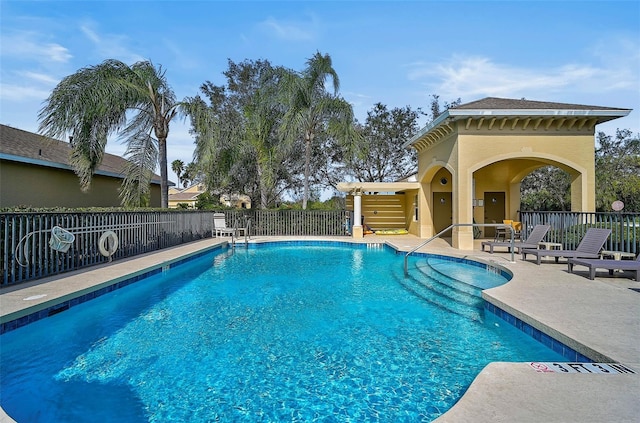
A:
457,130,596,214
414,122,596,248
0,160,161,207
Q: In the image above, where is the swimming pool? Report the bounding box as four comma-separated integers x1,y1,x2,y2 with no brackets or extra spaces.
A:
0,242,565,422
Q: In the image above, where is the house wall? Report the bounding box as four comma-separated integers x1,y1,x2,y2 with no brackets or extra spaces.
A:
459,130,596,213
0,160,161,207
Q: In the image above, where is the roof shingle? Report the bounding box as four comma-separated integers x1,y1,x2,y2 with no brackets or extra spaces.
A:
0,124,162,183
452,97,629,111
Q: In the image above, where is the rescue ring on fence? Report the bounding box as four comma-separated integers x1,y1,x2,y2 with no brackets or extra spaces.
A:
98,231,119,257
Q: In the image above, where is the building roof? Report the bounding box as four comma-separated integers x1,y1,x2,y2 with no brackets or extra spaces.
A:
451,97,629,111
0,124,163,184
405,97,632,150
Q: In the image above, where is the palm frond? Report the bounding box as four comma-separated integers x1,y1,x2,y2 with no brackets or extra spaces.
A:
119,132,159,207
38,59,179,206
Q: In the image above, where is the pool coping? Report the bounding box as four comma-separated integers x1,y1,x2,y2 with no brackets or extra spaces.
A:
1,235,639,422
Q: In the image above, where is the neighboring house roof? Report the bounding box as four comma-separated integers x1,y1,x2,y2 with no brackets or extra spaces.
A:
169,192,202,202
0,124,164,184
179,183,206,194
168,184,205,203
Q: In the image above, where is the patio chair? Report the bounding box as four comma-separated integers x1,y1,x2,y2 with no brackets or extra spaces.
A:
521,228,611,265
212,213,237,238
567,254,639,281
481,224,550,254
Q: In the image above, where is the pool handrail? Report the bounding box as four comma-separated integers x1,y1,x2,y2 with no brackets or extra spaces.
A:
404,223,515,276
230,216,252,249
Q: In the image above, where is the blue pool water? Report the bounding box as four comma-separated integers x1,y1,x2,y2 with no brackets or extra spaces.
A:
1,243,564,422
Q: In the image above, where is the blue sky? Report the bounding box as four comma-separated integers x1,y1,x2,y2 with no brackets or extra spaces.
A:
2,0,639,186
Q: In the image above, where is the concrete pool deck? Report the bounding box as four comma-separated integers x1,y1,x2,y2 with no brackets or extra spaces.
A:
1,235,638,422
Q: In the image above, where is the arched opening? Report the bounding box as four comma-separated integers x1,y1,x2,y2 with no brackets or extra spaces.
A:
472,155,588,238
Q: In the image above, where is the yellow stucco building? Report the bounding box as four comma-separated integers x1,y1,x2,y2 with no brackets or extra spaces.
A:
338,97,631,249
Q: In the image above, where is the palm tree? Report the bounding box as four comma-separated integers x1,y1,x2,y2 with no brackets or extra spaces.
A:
38,59,179,207
171,159,185,189
244,83,290,208
277,52,361,209
185,59,294,209
183,162,199,188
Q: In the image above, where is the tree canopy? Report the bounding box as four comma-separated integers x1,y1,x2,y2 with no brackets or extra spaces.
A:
184,54,362,209
348,103,420,182
38,59,179,207
595,129,640,212
276,51,361,209
520,129,639,212
185,59,298,209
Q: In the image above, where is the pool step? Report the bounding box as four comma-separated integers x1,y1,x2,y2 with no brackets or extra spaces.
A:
424,258,507,290
414,260,484,300
392,266,483,321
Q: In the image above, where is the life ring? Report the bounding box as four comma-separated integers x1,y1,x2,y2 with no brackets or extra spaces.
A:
98,231,119,257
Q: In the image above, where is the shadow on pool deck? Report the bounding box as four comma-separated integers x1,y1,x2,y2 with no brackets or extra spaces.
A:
1,235,638,423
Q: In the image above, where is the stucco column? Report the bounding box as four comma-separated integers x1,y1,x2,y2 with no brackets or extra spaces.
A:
419,182,433,238
352,190,363,238
453,171,475,250
571,172,595,212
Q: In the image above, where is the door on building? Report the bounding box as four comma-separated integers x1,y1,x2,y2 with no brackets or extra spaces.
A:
484,192,506,238
433,192,453,236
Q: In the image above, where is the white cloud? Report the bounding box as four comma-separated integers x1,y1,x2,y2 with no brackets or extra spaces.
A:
259,16,317,41
407,48,639,104
0,31,72,63
162,39,200,70
0,82,50,102
22,71,60,86
79,22,145,64
404,37,640,133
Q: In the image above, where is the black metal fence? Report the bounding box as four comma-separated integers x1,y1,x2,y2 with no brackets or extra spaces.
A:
0,210,352,287
6,209,632,287
1,211,215,286
519,211,640,253
221,209,353,237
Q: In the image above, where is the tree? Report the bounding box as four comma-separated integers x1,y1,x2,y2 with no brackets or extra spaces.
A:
595,129,640,211
277,51,361,209
520,166,571,211
185,59,296,208
181,162,199,188
520,129,640,212
171,159,185,188
425,94,462,122
348,103,420,182
38,59,179,207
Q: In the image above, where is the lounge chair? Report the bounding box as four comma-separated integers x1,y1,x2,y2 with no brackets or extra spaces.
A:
212,213,237,238
521,227,611,265
568,254,639,281
481,224,550,254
